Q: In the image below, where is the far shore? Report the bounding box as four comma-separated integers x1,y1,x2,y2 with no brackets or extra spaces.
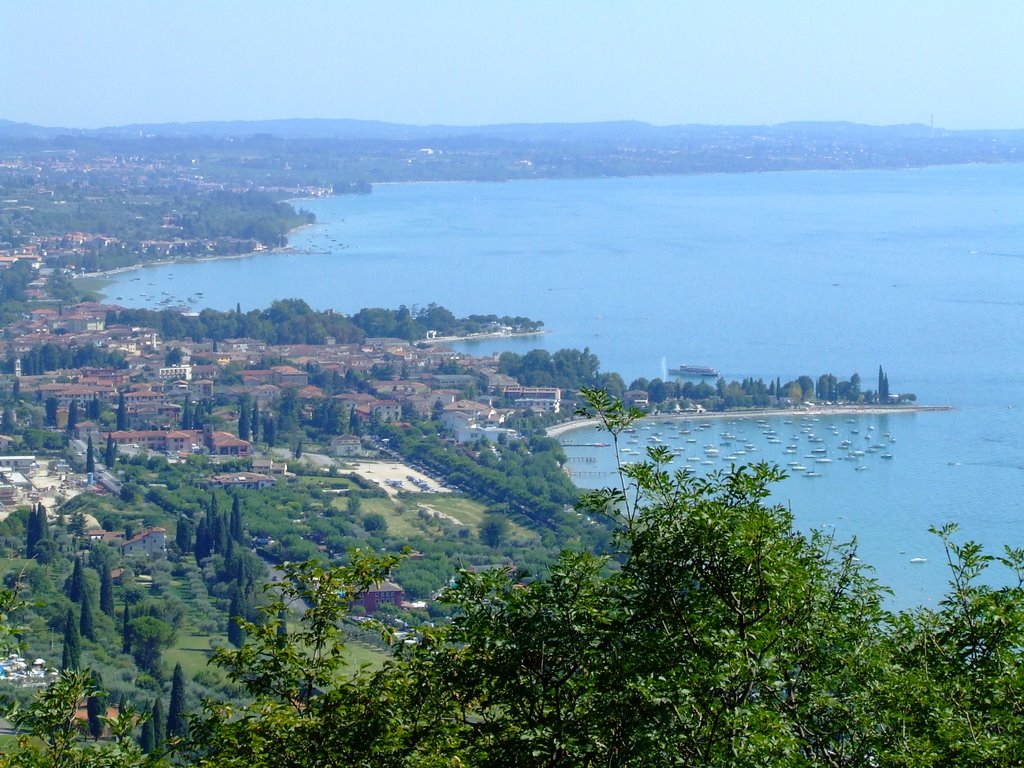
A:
546,403,953,439
75,243,309,284
73,222,319,289
422,329,546,345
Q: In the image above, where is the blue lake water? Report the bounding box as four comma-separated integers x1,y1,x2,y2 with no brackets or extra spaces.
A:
102,164,1024,609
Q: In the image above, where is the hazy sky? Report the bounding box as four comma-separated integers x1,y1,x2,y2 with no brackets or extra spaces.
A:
3,1,1023,130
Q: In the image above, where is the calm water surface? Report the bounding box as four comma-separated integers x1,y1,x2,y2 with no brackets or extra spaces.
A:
104,165,1024,608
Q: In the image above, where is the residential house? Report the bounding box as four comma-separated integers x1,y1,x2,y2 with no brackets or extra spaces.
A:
122,527,166,556
350,580,404,615
208,472,276,490
329,434,364,457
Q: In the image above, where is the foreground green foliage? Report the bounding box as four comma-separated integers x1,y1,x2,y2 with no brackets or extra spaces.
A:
6,390,1024,766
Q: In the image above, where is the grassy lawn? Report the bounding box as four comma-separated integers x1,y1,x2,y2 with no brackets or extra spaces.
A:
331,495,423,539
165,630,221,679
404,494,540,543
342,639,390,671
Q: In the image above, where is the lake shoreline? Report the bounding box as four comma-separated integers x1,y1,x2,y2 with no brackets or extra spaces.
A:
547,403,954,438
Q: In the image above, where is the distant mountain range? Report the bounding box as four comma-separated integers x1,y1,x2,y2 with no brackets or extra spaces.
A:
2,117,1022,143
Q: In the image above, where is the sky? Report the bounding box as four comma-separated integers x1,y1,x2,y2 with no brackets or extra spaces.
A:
2,1,1023,130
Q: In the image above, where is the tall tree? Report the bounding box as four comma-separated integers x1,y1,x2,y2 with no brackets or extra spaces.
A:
25,504,42,558
151,696,166,749
237,397,251,441
79,585,96,641
230,495,244,544
44,396,58,427
66,556,86,603
86,671,105,740
104,431,116,466
116,391,127,431
227,589,245,648
250,402,260,443
121,602,132,655
99,565,115,617
166,663,189,740
175,516,194,554
138,715,155,754
66,399,78,433
61,607,81,671
85,435,95,475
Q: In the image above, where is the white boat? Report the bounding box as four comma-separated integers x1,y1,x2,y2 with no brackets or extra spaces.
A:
910,557,927,564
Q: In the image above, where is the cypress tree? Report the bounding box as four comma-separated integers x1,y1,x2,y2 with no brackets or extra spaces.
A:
230,495,244,544
105,432,116,466
67,399,78,433
139,716,155,754
166,663,188,739
66,556,86,603
250,403,259,442
151,696,166,748
116,391,127,430
122,602,132,654
194,516,211,564
175,516,193,554
79,586,96,641
227,589,245,648
62,607,81,671
86,671,105,741
25,505,41,558
85,435,95,475
237,397,250,441
99,566,115,617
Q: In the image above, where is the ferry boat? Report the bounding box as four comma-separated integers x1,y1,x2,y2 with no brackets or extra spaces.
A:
668,364,719,377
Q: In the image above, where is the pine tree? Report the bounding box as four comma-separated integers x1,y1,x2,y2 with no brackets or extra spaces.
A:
79,586,96,641
62,607,81,671
250,402,259,442
1,407,13,433
66,556,86,603
166,663,188,739
181,398,192,430
99,566,115,617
